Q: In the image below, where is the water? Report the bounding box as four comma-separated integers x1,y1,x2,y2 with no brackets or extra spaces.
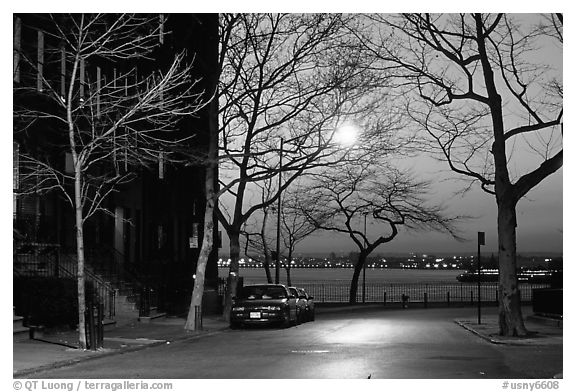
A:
220,267,466,284
219,267,545,303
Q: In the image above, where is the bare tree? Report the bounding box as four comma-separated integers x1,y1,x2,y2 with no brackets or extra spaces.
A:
302,162,461,303
215,13,385,320
14,14,205,348
241,179,277,284
361,13,562,336
279,184,323,286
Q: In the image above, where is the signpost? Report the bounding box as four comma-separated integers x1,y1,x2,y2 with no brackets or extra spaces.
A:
477,231,485,324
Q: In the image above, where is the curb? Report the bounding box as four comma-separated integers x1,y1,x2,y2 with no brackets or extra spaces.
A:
453,320,562,347
316,304,386,314
454,320,508,345
14,325,229,378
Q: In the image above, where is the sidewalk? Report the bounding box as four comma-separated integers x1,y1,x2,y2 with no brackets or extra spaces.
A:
13,315,229,378
454,312,563,379
454,314,563,346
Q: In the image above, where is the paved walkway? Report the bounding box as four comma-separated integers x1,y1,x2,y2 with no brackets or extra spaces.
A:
13,306,562,378
13,316,229,377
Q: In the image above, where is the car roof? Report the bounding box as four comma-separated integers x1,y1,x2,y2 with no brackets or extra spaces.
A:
244,283,286,287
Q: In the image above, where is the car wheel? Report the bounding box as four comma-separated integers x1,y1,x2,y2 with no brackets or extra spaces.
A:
230,321,241,329
282,311,291,328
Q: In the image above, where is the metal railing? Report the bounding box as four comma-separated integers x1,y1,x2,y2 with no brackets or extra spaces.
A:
53,252,117,319
218,277,549,305
13,243,61,277
14,243,116,319
295,281,549,304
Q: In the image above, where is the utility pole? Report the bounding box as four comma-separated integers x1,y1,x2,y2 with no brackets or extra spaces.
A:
275,138,284,284
477,231,485,324
362,213,367,303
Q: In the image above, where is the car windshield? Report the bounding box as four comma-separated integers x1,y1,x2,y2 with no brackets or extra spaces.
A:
238,286,287,300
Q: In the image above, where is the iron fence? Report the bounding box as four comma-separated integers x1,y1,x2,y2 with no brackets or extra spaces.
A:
14,244,116,319
296,281,549,304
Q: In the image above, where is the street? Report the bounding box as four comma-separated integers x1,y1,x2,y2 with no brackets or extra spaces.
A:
30,307,561,379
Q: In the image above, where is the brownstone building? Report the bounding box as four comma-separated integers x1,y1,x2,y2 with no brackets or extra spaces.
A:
13,14,220,327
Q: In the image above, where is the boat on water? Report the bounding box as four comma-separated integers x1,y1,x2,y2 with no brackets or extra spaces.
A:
456,269,555,283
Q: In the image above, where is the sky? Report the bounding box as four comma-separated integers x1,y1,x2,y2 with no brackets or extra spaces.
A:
3,10,566,259
294,166,563,256
223,156,563,257
216,12,565,258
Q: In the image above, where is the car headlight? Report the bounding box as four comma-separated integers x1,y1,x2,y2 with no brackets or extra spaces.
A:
232,306,245,311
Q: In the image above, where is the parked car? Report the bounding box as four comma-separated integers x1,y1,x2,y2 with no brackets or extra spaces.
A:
289,286,307,324
297,287,315,321
230,284,298,328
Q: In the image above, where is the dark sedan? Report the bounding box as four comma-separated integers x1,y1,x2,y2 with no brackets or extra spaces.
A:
230,284,298,328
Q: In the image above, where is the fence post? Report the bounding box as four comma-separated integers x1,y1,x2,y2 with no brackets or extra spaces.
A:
424,292,428,308
447,291,450,307
383,291,387,306
194,305,202,331
470,290,474,306
495,288,499,305
139,287,150,317
401,293,409,309
97,303,104,348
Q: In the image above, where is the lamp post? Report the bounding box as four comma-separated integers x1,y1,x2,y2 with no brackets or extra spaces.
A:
477,231,485,324
362,213,367,304
275,137,284,284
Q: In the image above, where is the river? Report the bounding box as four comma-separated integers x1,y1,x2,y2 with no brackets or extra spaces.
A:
219,267,466,284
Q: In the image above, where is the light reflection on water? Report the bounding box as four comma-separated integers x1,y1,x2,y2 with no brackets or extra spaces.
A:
218,267,466,284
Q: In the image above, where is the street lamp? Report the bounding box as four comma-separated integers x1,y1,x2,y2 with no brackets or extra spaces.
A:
477,231,485,324
275,137,284,284
362,212,367,304
333,123,359,148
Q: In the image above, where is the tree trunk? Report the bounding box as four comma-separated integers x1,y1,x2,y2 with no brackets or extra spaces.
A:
262,258,273,283
349,253,366,303
185,94,218,330
285,266,292,287
260,210,273,283
184,178,215,330
285,247,293,286
74,172,87,350
497,201,528,336
474,14,528,337
223,231,241,322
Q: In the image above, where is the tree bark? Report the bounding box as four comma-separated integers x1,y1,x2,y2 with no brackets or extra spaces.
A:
184,177,215,330
262,259,273,284
349,253,366,303
474,14,528,337
223,231,241,322
496,200,528,336
74,171,87,349
185,96,218,330
284,247,293,287
260,209,273,283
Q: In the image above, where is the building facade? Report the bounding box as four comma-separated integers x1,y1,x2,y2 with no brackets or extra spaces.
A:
13,14,220,319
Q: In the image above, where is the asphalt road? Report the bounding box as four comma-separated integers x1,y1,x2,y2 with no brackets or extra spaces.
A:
32,307,561,379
